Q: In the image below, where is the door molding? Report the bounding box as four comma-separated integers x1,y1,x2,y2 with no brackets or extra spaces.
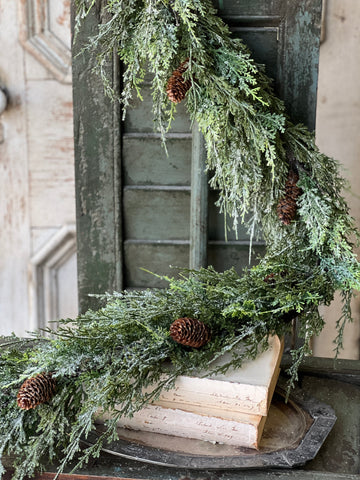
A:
29,224,77,331
18,0,72,83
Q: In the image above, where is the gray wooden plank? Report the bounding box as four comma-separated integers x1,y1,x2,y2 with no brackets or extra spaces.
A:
281,0,322,129
208,242,265,273
124,241,189,288
218,0,283,16
124,87,191,134
123,187,190,240
123,136,191,186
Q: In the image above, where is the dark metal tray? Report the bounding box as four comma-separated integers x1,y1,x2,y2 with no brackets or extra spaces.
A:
85,384,336,470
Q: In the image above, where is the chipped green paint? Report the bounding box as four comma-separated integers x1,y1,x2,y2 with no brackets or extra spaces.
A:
72,7,123,311
283,0,323,129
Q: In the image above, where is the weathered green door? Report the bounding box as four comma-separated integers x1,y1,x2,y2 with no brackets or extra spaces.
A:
72,0,322,312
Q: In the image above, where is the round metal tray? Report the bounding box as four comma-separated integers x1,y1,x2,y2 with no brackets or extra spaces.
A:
85,385,336,470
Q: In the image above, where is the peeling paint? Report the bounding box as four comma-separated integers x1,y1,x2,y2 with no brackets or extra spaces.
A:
56,0,71,29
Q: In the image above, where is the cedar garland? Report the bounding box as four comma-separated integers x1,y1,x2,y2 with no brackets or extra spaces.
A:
0,1,359,479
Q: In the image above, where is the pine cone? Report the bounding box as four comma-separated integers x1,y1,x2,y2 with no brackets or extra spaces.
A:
264,273,276,287
17,373,56,410
166,59,192,104
170,317,211,348
277,170,302,225
264,271,288,287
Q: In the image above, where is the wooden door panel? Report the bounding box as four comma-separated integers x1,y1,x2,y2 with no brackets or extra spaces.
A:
0,0,77,335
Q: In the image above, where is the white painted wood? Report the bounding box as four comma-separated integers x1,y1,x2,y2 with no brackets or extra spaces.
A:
57,250,78,321
18,0,72,83
26,80,76,227
0,0,77,337
29,225,77,331
0,1,30,337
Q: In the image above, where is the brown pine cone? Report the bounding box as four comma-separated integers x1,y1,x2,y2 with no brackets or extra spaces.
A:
166,59,192,104
17,372,56,410
277,170,302,225
170,317,211,348
264,273,276,287
264,271,289,287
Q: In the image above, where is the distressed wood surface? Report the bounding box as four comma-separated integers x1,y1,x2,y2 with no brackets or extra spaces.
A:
71,3,123,310
190,124,208,269
0,0,78,335
4,471,360,480
0,0,30,336
27,80,75,227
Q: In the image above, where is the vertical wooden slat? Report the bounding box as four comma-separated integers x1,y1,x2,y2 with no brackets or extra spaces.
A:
281,0,322,130
71,3,123,312
189,123,208,269
113,53,123,290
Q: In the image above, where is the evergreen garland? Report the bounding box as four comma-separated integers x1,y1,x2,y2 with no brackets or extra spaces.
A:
1,0,360,478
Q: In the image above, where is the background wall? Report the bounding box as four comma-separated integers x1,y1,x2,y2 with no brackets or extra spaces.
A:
313,0,360,358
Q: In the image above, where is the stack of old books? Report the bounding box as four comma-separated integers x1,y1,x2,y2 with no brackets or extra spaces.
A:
114,335,284,449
